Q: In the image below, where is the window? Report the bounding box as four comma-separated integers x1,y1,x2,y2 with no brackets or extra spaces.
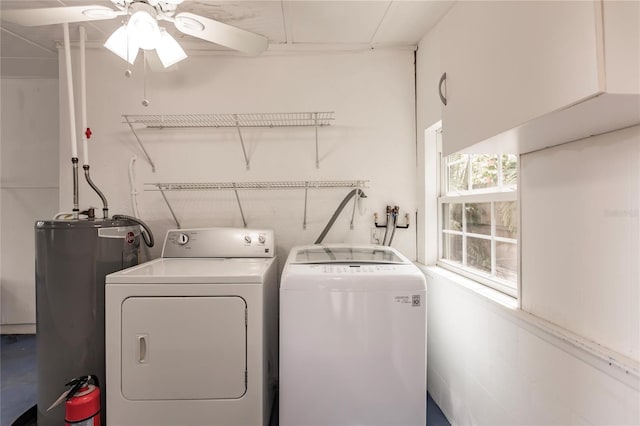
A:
438,146,518,296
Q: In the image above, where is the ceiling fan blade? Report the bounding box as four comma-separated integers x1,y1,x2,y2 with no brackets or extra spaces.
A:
174,12,267,56
1,6,123,27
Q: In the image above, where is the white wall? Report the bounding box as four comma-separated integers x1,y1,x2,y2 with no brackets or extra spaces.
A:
58,48,418,264
425,267,639,426
521,125,640,361
0,78,59,330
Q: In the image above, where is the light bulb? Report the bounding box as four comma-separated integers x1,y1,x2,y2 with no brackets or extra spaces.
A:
128,10,160,50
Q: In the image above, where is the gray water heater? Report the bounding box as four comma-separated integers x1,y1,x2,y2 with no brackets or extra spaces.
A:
35,219,140,426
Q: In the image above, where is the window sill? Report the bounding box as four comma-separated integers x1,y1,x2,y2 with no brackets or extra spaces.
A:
419,263,518,310
416,263,640,388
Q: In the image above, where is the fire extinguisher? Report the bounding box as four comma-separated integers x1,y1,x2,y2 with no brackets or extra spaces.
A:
48,375,101,426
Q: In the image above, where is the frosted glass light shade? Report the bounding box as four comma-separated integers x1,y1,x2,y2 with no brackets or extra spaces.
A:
104,25,139,65
156,30,188,67
129,10,160,50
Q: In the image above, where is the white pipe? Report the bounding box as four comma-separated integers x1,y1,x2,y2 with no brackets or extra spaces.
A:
79,26,89,166
63,23,79,218
128,156,141,218
63,23,78,159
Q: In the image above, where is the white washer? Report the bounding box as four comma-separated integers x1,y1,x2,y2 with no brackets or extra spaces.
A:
279,244,427,426
105,227,277,426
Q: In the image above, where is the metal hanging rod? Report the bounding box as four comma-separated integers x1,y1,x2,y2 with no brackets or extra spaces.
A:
123,112,334,171
145,180,369,229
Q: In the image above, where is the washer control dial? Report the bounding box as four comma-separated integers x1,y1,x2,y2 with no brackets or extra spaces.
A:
178,233,189,245
244,235,252,244
258,235,266,244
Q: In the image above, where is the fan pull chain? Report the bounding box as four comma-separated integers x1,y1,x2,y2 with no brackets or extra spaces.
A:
124,16,133,78
142,51,150,107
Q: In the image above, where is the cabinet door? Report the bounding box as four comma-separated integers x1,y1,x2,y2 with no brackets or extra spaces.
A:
439,1,603,155
603,0,640,95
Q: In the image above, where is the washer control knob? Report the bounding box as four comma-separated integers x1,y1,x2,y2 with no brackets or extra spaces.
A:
178,233,189,245
258,235,266,244
244,235,252,244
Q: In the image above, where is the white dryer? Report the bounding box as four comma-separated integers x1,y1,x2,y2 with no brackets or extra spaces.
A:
105,227,277,426
279,244,427,426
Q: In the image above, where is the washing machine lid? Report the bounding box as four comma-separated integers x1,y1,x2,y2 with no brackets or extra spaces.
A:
289,244,408,264
106,257,274,284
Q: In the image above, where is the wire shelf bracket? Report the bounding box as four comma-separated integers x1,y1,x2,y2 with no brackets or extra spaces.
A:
145,180,369,229
123,112,334,171
124,115,156,172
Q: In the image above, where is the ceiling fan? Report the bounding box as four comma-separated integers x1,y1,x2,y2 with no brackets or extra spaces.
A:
2,0,269,67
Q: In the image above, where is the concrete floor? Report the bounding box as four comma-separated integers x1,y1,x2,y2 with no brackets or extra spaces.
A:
1,334,450,426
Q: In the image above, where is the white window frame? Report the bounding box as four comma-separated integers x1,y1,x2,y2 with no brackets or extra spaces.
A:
436,132,519,298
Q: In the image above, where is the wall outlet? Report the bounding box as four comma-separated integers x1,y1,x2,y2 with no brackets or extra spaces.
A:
370,227,382,244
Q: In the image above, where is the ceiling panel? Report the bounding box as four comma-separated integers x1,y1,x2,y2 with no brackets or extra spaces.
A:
1,1,117,56
287,1,390,44
372,0,454,45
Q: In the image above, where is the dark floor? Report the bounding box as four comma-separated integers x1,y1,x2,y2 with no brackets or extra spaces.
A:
1,334,449,426
1,335,37,426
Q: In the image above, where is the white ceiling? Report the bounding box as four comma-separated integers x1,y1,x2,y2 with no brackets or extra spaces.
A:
0,0,454,75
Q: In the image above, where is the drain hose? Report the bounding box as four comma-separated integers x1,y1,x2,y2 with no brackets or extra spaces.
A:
314,189,367,244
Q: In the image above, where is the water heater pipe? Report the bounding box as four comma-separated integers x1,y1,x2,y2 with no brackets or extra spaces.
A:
79,26,88,166
79,26,109,218
63,23,79,218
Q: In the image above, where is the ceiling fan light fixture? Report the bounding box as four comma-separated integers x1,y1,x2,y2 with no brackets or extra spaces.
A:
104,25,139,65
128,10,161,50
175,15,205,33
156,29,187,68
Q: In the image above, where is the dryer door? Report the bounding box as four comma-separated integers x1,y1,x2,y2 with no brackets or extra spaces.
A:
121,296,247,400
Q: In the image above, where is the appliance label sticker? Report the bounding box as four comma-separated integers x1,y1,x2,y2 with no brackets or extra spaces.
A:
394,295,421,307
394,296,411,304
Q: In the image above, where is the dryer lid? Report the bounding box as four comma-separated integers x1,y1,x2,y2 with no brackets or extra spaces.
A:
290,244,408,264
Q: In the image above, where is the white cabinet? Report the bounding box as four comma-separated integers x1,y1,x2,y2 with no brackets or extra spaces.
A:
438,1,640,155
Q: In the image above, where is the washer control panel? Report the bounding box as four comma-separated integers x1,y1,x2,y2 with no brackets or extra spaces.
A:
162,228,274,258
322,265,396,273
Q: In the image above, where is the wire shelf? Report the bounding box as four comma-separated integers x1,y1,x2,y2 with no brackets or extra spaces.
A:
123,112,334,129
145,180,368,191
145,180,368,229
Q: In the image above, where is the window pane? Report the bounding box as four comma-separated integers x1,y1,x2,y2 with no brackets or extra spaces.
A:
496,241,517,284
442,203,462,231
442,233,462,264
501,154,518,186
471,154,499,189
495,201,517,239
447,154,469,192
465,203,491,236
466,236,491,274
